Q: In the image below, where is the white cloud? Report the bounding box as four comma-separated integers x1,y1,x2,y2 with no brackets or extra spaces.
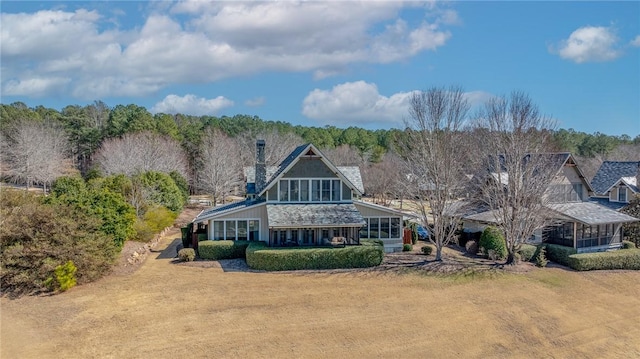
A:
151,94,234,116
2,77,71,97
302,82,493,127
631,35,640,47
554,26,621,63
302,81,416,127
1,3,457,99
245,97,265,107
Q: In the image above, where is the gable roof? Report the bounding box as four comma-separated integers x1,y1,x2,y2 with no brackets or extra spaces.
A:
193,199,265,223
591,161,640,195
257,143,364,196
267,203,366,228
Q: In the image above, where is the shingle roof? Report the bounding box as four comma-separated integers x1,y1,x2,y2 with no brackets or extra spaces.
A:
259,144,310,195
337,166,364,194
193,199,264,223
591,161,640,195
589,197,628,211
548,202,639,225
267,203,366,228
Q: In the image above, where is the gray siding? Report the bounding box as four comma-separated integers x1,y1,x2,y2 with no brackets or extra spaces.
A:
283,158,336,178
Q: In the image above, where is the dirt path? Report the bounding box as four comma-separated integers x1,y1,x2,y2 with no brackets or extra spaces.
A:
2,213,640,358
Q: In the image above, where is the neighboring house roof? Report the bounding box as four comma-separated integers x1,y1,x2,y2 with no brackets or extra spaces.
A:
352,199,406,216
193,199,265,223
589,197,629,211
462,209,504,224
256,143,364,197
548,202,639,225
591,161,640,195
266,203,366,228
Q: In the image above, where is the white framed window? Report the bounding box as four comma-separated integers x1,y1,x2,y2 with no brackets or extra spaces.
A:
618,187,627,202
212,219,260,241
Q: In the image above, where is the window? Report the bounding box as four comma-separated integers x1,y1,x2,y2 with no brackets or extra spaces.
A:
312,180,321,201
572,184,583,201
331,180,341,201
290,180,299,201
237,220,248,241
380,218,390,238
213,221,224,240
369,218,379,238
549,184,582,203
619,187,627,202
249,220,259,241
226,220,236,239
322,180,331,201
300,180,309,201
279,180,289,201
360,218,369,238
391,218,400,238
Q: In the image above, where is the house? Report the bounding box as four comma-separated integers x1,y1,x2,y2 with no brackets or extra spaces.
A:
589,161,640,210
191,141,404,253
462,153,639,253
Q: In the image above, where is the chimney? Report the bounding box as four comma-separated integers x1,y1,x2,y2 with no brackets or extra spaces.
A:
255,140,266,193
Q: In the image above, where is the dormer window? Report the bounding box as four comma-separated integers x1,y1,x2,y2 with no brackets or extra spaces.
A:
619,187,627,202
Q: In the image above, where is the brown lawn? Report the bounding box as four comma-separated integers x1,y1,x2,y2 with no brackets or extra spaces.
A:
2,229,640,358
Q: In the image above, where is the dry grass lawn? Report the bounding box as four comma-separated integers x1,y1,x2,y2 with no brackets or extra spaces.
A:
2,230,640,359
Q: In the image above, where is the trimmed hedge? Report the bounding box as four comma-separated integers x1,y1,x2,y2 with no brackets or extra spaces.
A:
517,244,537,262
360,239,384,247
198,240,250,260
178,248,196,262
622,240,636,249
422,245,433,255
403,244,413,252
544,244,577,266
567,249,640,271
246,242,384,271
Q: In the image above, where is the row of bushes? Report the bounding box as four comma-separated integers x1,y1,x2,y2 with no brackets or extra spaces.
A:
198,240,251,260
245,242,384,271
567,249,640,271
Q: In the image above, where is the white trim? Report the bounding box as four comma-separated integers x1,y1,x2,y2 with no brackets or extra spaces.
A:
208,218,262,241
194,201,267,223
258,143,363,197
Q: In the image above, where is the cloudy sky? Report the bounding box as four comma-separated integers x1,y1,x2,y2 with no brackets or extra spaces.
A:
1,1,639,135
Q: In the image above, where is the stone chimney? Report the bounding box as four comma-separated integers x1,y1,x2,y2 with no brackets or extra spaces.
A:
255,140,266,193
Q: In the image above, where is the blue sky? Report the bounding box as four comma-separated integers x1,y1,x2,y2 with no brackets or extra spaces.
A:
1,1,639,136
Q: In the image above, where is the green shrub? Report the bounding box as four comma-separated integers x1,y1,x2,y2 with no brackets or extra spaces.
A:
361,239,384,247
479,227,507,260
197,233,208,242
246,242,384,271
518,244,537,262
45,260,78,292
567,249,640,271
421,245,433,255
178,248,196,262
544,244,577,266
198,240,250,260
403,244,413,252
622,240,636,249
1,190,118,296
535,246,548,268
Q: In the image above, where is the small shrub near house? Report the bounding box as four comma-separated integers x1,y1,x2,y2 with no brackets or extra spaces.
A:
567,249,640,271
178,248,196,262
198,240,250,260
479,227,507,260
403,244,413,252
246,242,384,271
534,246,548,268
421,245,433,255
622,240,636,249
45,260,77,292
517,244,537,262
544,244,576,267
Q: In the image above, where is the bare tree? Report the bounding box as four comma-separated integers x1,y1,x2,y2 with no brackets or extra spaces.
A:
237,130,302,167
401,86,471,261
474,91,557,265
323,144,365,166
95,131,188,179
1,121,72,192
197,128,243,205
362,152,405,206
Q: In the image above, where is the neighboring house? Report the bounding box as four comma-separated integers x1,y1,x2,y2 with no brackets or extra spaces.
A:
462,153,639,253
589,161,640,211
192,141,404,253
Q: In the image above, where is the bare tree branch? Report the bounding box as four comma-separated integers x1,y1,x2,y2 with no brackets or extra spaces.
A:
197,128,243,205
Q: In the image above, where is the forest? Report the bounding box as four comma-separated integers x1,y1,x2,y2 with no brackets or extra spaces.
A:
1,99,638,293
